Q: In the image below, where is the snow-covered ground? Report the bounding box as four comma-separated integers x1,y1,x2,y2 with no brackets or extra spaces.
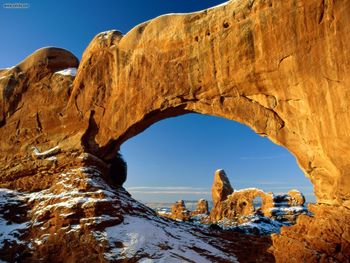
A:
0,162,239,262
100,215,238,262
0,189,29,251
0,150,311,262
217,215,286,235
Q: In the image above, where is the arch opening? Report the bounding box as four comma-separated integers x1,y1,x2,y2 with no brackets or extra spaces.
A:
120,113,314,233
253,196,263,212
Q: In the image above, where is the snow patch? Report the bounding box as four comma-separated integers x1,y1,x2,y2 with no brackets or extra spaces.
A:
218,215,286,235
0,220,28,249
270,206,308,214
54,67,77,77
0,76,9,81
103,215,238,262
1,66,14,70
0,189,29,250
98,30,117,40
235,216,285,235
32,145,60,159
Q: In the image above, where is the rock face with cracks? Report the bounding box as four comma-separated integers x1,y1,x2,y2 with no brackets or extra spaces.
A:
0,0,350,261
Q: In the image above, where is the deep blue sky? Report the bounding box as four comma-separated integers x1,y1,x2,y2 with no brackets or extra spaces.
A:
123,114,314,203
0,0,227,68
1,0,314,202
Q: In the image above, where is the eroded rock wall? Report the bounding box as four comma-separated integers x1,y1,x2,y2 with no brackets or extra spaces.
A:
0,0,349,261
64,0,350,209
1,0,349,208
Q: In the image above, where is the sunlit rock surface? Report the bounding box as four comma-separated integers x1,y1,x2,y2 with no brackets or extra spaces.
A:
0,155,275,262
191,198,210,216
0,0,350,261
161,169,310,236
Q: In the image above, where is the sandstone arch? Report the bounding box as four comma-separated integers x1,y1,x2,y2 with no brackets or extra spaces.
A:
1,0,349,260
66,0,349,209
211,187,275,221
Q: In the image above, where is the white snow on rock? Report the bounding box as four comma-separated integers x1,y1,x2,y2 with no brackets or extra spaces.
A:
102,215,238,262
54,67,77,77
98,30,118,40
270,206,308,217
0,189,29,250
218,215,285,235
1,66,14,70
235,216,285,235
32,145,60,159
0,213,28,250
2,162,298,261
27,166,119,224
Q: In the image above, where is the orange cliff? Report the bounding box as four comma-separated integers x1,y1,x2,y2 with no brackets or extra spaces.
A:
0,0,350,261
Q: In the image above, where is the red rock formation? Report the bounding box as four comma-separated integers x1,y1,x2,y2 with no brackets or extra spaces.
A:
211,169,234,219
211,188,274,221
210,169,275,221
288,189,306,206
192,198,209,215
0,47,78,159
0,0,350,261
273,204,350,262
209,169,310,226
170,200,191,221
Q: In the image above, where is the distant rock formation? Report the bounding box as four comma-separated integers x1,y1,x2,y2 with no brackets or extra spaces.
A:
160,170,309,229
211,169,233,219
191,198,209,216
1,0,350,261
288,189,305,206
268,191,308,224
161,199,210,222
209,169,309,225
212,169,234,204
170,200,191,221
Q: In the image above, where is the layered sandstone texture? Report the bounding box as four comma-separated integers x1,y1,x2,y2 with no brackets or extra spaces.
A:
0,0,350,261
